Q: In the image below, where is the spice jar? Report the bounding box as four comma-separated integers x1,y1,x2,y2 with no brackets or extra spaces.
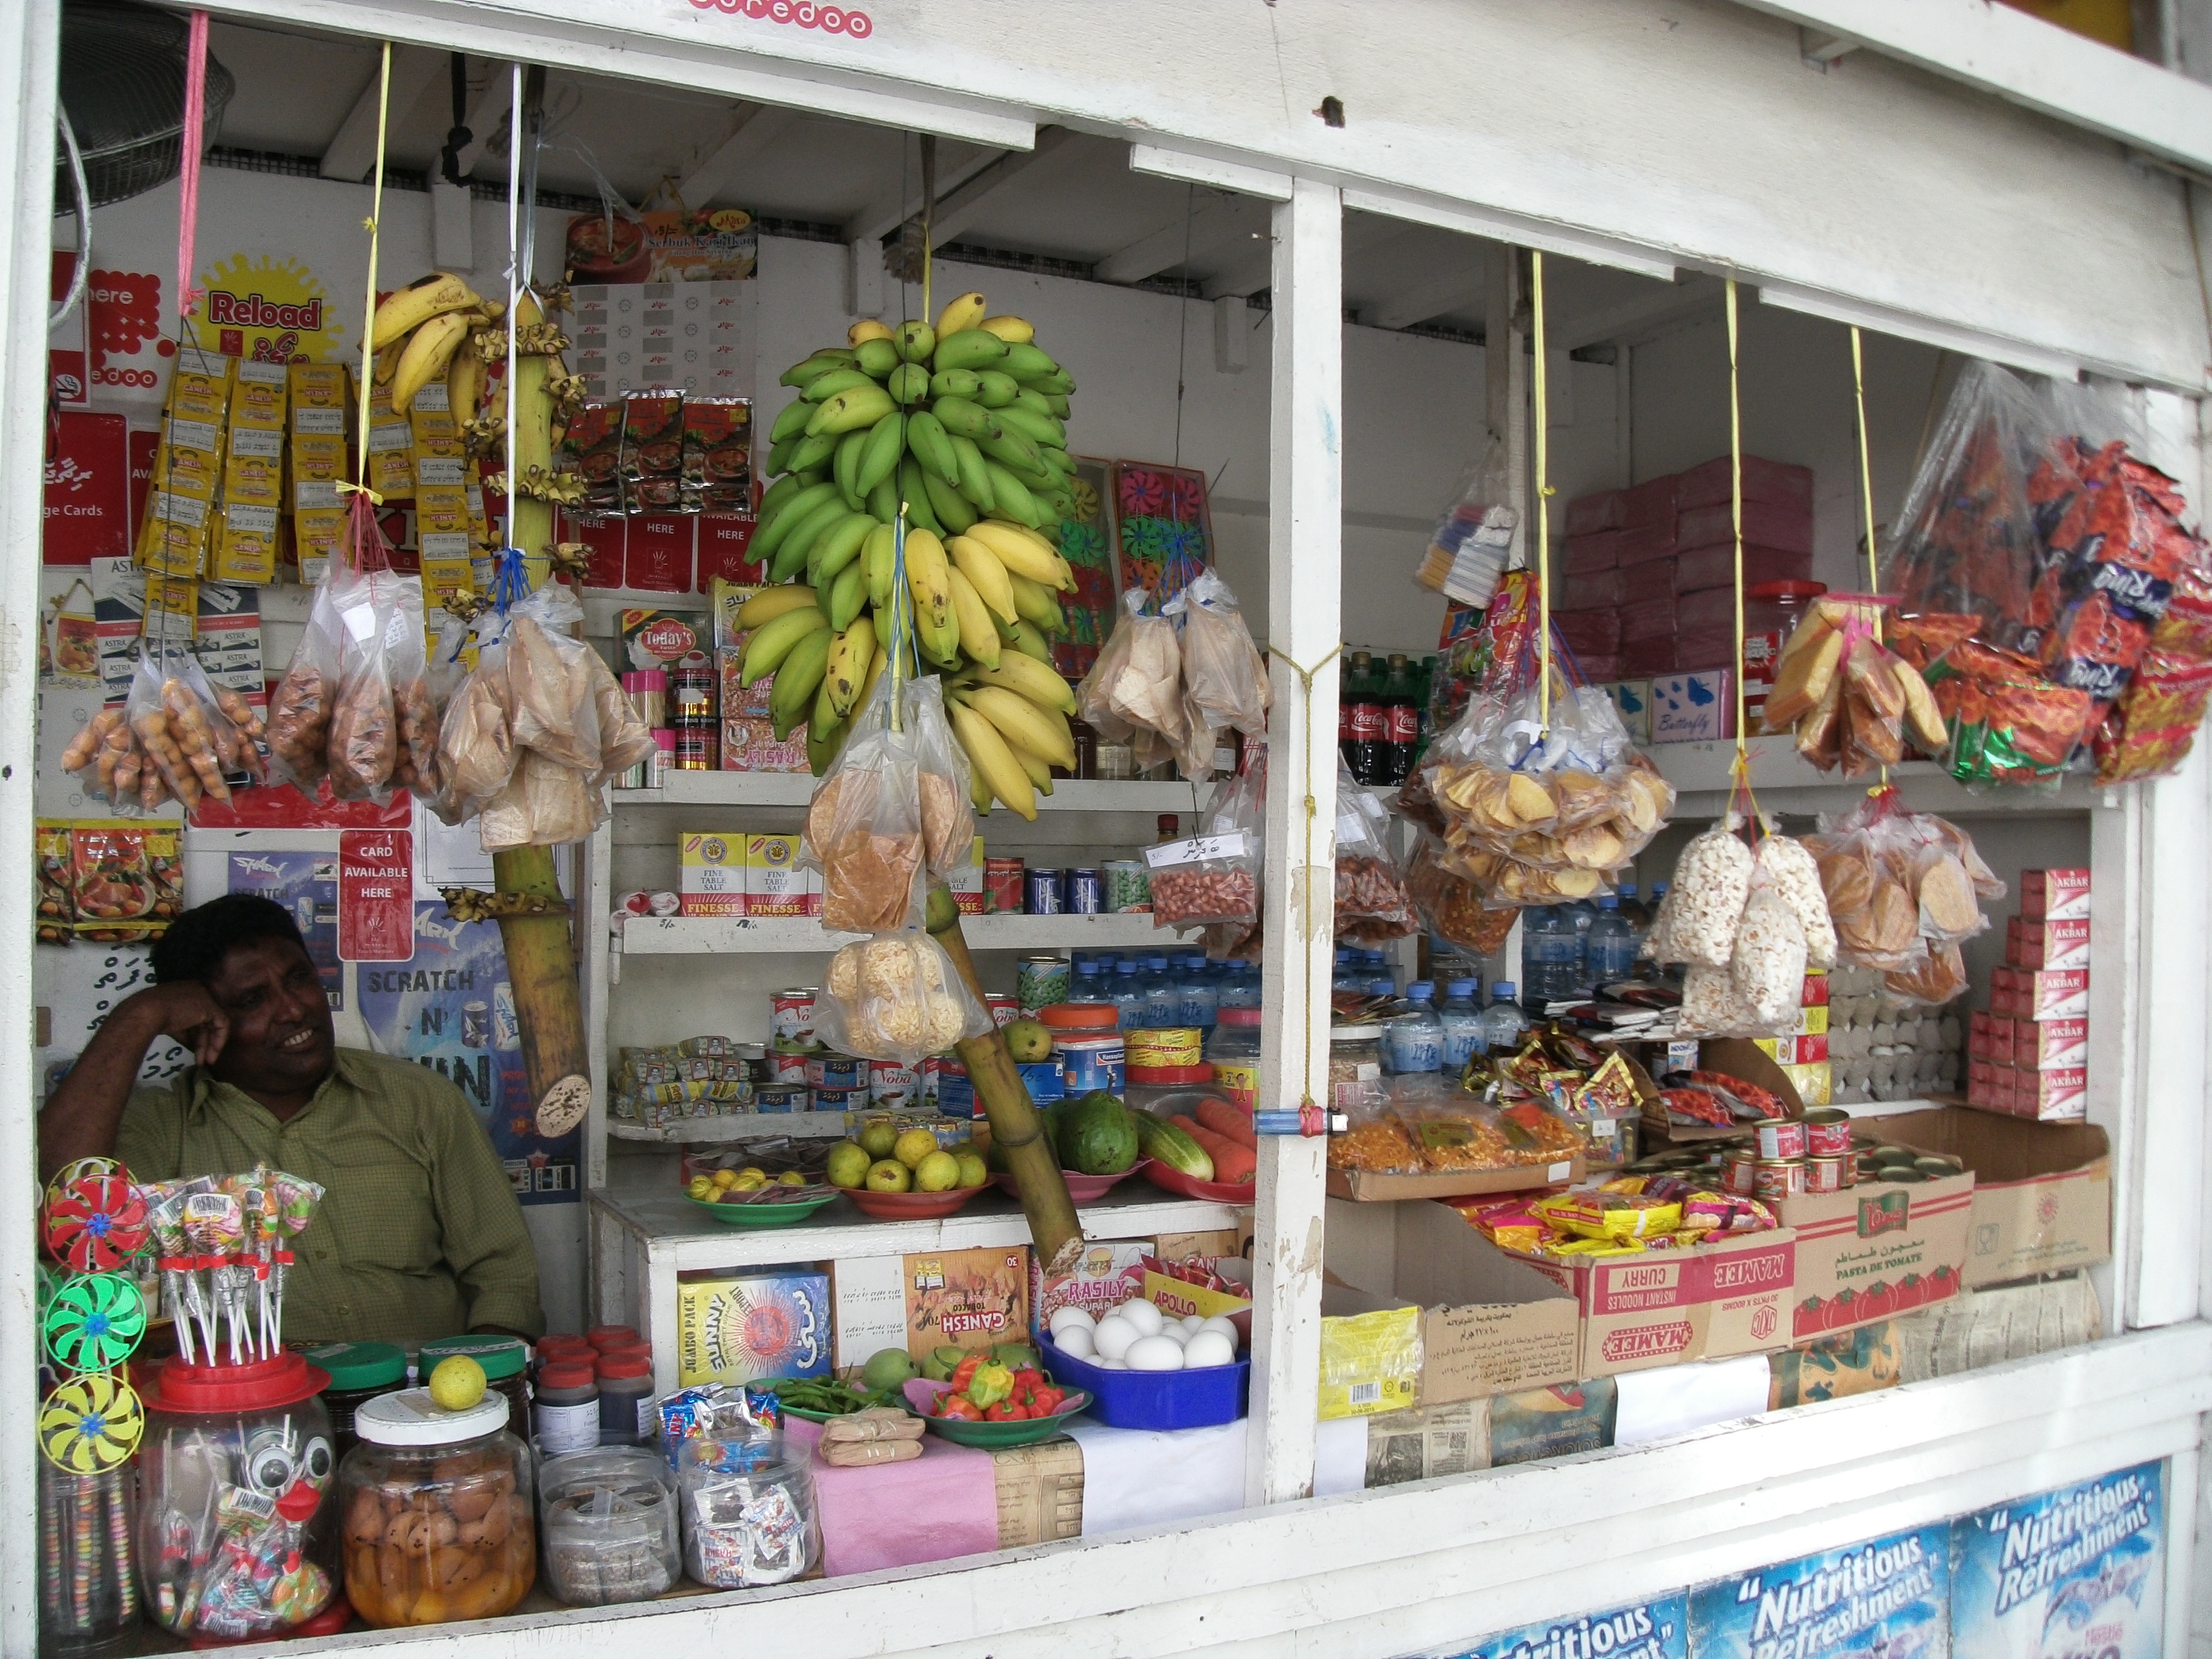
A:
538,1447,680,1606
137,1352,343,1640
1329,1024,1387,1112
306,1340,407,1461
338,1388,536,1626
677,1439,818,1588
417,1336,530,1435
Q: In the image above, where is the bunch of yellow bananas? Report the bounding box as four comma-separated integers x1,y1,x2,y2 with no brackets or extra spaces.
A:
748,290,1086,817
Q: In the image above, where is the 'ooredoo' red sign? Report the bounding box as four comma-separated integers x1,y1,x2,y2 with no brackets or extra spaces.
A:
338,828,415,962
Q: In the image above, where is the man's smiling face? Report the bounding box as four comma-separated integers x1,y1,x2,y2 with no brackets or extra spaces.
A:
204,935,335,1099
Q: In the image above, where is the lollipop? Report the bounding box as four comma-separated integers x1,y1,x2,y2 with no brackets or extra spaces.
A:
44,1175,149,1272
42,1272,147,1372
181,1192,245,1363
144,1192,204,1364
265,1172,323,1350
38,1373,144,1473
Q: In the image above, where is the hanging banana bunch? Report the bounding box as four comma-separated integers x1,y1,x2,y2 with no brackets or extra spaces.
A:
748,290,1084,814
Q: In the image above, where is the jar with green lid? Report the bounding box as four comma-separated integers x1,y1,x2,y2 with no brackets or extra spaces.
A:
417,1335,531,1435
307,1340,408,1459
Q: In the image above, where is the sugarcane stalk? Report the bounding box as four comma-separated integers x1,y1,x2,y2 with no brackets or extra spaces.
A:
926,883,1082,1274
490,844,592,1138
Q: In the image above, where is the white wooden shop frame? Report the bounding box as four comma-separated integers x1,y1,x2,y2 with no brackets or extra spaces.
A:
2,3,2209,1656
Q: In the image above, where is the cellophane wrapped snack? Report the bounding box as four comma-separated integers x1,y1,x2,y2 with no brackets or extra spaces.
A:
1645,818,1754,968
1077,587,1185,758
1152,749,1264,932
900,677,975,882
1805,787,1997,1004
816,933,992,1068
800,673,929,935
1168,570,1270,739
264,569,347,795
1333,767,1416,944
1651,819,1819,1038
79,645,260,815
1763,594,1947,776
1405,833,1517,956
1425,680,1673,907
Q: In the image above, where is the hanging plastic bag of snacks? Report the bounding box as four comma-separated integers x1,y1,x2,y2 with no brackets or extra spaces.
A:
1151,754,1263,931
1333,766,1416,945
264,571,348,796
1167,569,1271,739
1645,818,1753,969
800,672,930,936
499,580,604,773
1077,587,1186,760
1404,832,1517,956
899,676,977,882
815,933,992,1068
1804,786,1998,1002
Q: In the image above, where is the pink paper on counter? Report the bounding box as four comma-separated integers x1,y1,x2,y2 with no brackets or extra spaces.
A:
785,1416,1002,1576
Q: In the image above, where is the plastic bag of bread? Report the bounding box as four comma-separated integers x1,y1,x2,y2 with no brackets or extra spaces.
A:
1764,594,1949,775
1884,939,1967,1006
435,648,517,824
1168,570,1270,737
1077,587,1185,752
476,749,605,849
1806,786,1993,973
801,672,929,935
323,571,410,803
901,678,975,882
498,581,602,772
816,932,993,1068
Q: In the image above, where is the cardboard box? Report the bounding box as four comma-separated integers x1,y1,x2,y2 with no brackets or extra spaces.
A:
1648,669,1735,743
2020,866,2090,921
1777,1170,1972,1341
1767,1319,1902,1409
2005,914,2090,970
1513,1225,1797,1376
1604,680,1652,745
1674,454,1815,513
1990,964,2088,1019
1565,492,1625,538
905,1245,1030,1359
1622,475,1677,528
1619,592,1674,643
674,1271,832,1387
1678,498,1812,556
1673,542,1813,594
1563,527,1621,571
2014,1015,2088,1069
1895,1272,2101,1381
1755,1033,1828,1067
741,833,810,916
948,835,985,916
677,830,744,917
1325,1150,1584,1203
619,607,708,673
1326,1199,1582,1403
722,715,807,774
1027,1241,1148,1334
1875,1108,2109,1287
993,1439,1083,1547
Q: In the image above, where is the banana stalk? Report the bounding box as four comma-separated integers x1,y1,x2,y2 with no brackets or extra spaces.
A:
486,846,592,1137
925,883,1081,1274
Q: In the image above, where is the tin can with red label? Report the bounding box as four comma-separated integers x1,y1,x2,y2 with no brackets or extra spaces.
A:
1806,1155,1848,1194
985,857,1026,914
1721,1147,1759,1196
1753,1158,1806,1202
1802,1109,1853,1158
868,1058,917,1109
1755,1120,1809,1161
769,1051,808,1083
986,994,1020,1029
771,987,817,1052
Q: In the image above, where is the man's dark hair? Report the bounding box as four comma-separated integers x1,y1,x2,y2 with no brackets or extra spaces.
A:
149,894,309,987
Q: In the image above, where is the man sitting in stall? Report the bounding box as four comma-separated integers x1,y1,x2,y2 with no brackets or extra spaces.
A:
39,893,544,1347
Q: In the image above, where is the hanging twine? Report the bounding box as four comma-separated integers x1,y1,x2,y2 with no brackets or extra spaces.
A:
1850,325,1890,790
175,12,210,320
1530,250,1557,736
338,43,394,508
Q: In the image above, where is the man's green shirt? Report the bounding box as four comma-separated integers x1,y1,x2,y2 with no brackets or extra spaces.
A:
119,1048,544,1345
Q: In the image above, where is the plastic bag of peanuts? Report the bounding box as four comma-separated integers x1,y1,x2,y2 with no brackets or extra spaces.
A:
1149,749,1264,930
63,644,264,815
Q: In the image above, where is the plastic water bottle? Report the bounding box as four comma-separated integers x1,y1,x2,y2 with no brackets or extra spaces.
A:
1108,961,1144,1028
1071,960,1105,1004
1520,906,1581,1009
1438,980,1485,1072
1219,961,1259,1010
1367,975,1398,1001
1615,881,1647,932
1481,983,1531,1054
1178,955,1219,1030
1141,956,1179,1030
1384,982,1444,1074
1587,896,1637,986
1331,947,1358,992
1565,899,1600,998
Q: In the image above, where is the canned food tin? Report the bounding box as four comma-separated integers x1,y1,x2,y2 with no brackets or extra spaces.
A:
808,1054,865,1089
1025,867,1066,915
1017,1059,1065,1105
986,994,1020,1030
1805,1155,1847,1194
918,1055,942,1103
934,1060,975,1119
1802,1109,1853,1158
754,1084,806,1114
1755,1120,1809,1161
673,727,716,770
1126,1028,1203,1069
985,858,1026,914
1058,1035,1125,1097
1913,1154,1963,1177
1016,955,1072,1013
771,988,818,1052
1752,1158,1807,1202
811,1084,866,1114
1103,861,1151,913
1069,868,1103,914
1721,1148,1760,1197
769,1052,809,1084
868,1059,917,1109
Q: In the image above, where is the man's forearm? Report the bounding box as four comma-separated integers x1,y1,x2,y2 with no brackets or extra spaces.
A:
38,1003,165,1182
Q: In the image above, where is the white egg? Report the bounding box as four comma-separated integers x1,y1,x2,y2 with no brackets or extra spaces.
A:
1181,1314,1207,1332
1182,1330,1237,1369
1198,1315,1242,1347
1049,1306,1097,1335
1118,1299,1164,1337
1054,1325,1097,1359
1125,1335,1186,1372
1096,1356,1128,1370
1158,1324,1190,1345
1092,1315,1139,1362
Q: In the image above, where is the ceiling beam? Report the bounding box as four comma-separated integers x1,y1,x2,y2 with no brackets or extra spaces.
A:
923,127,1086,246
320,44,444,180
1096,194,1261,285
1367,263,1482,331
1202,209,1411,302
449,70,521,181
675,103,798,207
1552,275,1725,352
841,145,1008,246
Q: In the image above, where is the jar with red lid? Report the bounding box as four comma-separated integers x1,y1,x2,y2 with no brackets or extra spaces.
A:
1743,581,1827,727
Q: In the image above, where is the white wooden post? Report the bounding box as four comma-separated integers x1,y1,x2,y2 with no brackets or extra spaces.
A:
0,2,60,1650
1247,176,1342,1508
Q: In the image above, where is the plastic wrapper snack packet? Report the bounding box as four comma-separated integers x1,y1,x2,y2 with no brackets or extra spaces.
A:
815,932,992,1069
1077,587,1186,755
1167,567,1270,742
1645,815,1753,968
1405,831,1517,957
477,749,605,849
499,579,603,772
899,676,975,884
800,671,930,935
1334,765,1417,944
1150,753,1263,930
263,563,348,795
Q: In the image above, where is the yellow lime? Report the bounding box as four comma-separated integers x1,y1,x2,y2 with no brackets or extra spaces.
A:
825,1141,871,1189
866,1159,912,1193
712,1167,739,1189
687,1176,716,1201
954,1150,989,1189
428,1355,486,1412
894,1128,940,1169
778,1169,806,1186
859,1121,901,1159
914,1150,961,1193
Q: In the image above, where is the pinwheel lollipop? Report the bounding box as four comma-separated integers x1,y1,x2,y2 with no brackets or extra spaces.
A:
44,1175,148,1273
38,1374,143,1474
42,1273,146,1373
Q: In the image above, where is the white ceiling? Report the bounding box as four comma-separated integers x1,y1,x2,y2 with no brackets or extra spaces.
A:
198,16,1685,340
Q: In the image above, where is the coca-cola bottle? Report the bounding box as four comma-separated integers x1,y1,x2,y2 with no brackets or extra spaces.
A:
1339,650,1372,775
1346,652,1387,784
1381,652,1418,785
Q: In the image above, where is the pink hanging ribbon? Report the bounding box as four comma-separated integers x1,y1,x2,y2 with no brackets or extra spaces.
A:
176,10,210,320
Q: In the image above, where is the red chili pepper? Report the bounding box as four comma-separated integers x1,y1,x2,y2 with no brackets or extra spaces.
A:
1013,1368,1044,1389
985,1400,1023,1421
1031,1387,1064,1415
939,1396,984,1421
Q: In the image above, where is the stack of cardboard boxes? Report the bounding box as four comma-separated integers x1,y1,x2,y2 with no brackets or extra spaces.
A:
1968,867,2090,1120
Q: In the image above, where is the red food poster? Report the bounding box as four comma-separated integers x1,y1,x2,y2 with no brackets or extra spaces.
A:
42,411,130,563
626,514,694,592
560,510,626,588
337,828,416,961
50,252,88,406
697,514,763,588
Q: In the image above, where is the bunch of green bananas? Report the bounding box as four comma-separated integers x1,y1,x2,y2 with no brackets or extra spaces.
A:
744,290,1087,817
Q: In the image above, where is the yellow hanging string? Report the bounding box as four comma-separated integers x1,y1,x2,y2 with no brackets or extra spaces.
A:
338,41,392,507
1531,250,1556,735
1726,278,1747,770
1850,325,1890,790
1266,642,1344,1122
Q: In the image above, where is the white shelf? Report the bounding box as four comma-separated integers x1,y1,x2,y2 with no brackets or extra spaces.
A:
607,1112,851,1143
613,774,1207,813
618,910,1185,954
1645,738,2100,815
591,1183,1242,1276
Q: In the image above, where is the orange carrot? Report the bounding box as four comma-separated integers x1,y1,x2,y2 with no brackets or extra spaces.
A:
1196,1096,1258,1150
1175,1116,1257,1183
